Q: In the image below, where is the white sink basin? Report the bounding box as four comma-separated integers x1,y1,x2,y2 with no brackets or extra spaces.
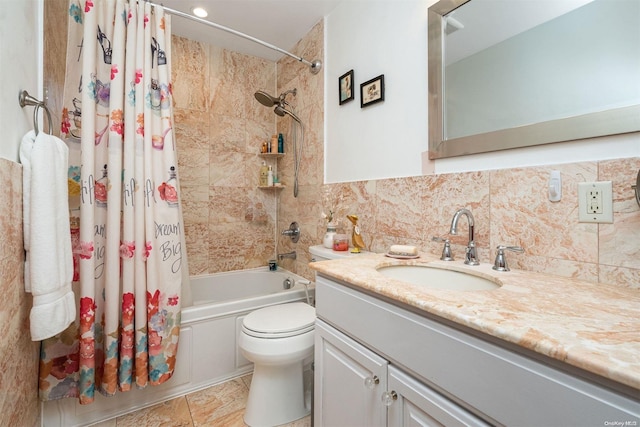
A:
377,265,500,291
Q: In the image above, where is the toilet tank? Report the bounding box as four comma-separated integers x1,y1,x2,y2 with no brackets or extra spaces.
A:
309,245,368,262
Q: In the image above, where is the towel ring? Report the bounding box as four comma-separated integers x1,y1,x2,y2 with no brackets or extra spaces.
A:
19,90,53,135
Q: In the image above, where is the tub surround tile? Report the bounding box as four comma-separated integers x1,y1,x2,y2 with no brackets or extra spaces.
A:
277,21,323,106
184,223,210,275
276,21,324,278
209,114,250,153
172,35,210,111
180,185,210,226
311,253,640,391
208,150,251,188
170,36,278,276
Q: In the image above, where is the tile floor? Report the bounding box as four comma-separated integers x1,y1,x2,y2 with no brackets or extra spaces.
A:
90,374,311,427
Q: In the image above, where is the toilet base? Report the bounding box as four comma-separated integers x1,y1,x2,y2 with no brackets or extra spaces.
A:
243,361,310,427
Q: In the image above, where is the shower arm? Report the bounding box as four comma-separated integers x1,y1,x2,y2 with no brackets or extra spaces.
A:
145,1,323,74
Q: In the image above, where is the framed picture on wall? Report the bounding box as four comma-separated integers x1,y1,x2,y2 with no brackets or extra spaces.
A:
360,74,385,108
339,69,354,105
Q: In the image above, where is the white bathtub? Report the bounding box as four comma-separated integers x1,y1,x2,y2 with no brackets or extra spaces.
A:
186,267,314,321
42,267,314,427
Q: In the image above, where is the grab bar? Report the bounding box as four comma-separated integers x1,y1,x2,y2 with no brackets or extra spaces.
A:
19,90,53,135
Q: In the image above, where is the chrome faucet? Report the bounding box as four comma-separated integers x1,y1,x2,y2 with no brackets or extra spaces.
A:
278,251,297,261
450,208,479,265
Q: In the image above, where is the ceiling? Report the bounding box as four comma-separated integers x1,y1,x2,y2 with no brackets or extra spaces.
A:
159,0,343,62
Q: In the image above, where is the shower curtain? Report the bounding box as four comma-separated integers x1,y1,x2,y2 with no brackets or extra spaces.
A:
39,0,183,404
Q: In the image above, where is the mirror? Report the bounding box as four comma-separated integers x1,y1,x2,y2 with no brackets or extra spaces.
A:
428,0,640,159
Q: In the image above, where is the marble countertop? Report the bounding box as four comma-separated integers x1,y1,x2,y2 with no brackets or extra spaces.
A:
310,252,640,391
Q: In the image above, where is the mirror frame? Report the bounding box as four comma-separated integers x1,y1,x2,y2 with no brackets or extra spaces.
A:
428,0,640,160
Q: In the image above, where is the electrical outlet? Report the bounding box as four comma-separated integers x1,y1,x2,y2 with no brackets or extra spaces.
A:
578,181,613,223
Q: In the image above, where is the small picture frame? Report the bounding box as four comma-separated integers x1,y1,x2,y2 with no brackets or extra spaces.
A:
360,74,385,108
339,69,354,105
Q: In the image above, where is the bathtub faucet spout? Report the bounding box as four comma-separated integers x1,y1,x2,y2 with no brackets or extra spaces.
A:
278,251,297,261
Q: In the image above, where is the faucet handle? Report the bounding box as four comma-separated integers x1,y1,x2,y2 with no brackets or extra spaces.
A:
492,245,524,272
431,236,454,261
281,221,300,243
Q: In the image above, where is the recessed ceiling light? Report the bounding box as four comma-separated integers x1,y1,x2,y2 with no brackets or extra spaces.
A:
192,7,208,18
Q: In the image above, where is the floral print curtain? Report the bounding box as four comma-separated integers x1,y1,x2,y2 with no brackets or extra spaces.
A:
39,0,184,404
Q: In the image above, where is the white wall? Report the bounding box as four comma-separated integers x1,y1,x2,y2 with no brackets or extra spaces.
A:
0,0,43,162
324,0,639,182
325,0,431,183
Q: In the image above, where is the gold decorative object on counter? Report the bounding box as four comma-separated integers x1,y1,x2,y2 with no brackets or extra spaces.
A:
347,214,365,253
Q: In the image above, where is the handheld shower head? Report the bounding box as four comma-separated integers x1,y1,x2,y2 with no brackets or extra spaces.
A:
254,90,279,107
254,88,298,110
274,103,301,123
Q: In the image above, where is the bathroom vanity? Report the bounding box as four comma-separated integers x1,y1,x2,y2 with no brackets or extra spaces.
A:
311,254,640,426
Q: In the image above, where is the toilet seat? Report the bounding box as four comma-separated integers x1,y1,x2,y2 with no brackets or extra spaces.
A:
242,302,315,339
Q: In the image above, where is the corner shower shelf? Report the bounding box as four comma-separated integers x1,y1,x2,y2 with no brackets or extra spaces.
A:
257,152,285,190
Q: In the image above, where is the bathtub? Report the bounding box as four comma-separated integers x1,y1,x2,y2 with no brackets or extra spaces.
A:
42,267,314,427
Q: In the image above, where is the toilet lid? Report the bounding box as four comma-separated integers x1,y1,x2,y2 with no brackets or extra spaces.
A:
242,302,316,338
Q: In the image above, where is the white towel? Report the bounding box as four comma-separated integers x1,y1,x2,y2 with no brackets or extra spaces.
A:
20,131,76,341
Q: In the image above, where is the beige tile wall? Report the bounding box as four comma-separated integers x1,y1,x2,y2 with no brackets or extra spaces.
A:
173,20,639,289
0,159,40,426
172,36,279,274
311,160,640,289
6,10,633,424
43,3,639,289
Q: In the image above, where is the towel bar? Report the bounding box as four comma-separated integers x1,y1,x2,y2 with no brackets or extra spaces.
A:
19,90,53,135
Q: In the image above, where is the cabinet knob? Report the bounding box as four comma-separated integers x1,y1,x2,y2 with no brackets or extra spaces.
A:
364,375,380,389
381,390,398,406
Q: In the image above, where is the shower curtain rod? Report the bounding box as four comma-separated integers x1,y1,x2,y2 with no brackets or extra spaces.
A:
145,1,322,74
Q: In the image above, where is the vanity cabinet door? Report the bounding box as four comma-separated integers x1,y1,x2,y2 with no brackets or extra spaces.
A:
387,366,490,427
315,320,388,427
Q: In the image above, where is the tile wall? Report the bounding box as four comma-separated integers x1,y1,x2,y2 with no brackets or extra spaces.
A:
0,159,41,426
314,158,640,289
5,5,634,424
172,36,279,274
172,19,640,289
43,4,639,291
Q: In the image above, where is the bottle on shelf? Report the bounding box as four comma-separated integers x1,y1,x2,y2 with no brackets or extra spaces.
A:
267,165,274,186
259,161,269,186
278,133,284,153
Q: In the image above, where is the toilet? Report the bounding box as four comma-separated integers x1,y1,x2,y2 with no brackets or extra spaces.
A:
239,301,316,426
239,246,367,426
